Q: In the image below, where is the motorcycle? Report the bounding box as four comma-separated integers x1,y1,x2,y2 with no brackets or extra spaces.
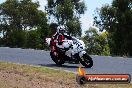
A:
45,35,93,68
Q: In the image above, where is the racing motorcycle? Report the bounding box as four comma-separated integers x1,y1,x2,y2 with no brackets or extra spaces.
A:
45,35,93,68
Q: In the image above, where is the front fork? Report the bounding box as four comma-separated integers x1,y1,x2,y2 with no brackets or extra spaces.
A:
79,51,86,59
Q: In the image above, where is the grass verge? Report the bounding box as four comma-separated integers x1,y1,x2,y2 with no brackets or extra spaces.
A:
0,61,131,88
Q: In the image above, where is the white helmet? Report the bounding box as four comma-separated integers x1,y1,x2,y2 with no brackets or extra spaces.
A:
57,26,65,35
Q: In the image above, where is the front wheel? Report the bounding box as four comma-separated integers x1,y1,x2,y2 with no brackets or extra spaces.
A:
50,52,65,66
79,54,93,68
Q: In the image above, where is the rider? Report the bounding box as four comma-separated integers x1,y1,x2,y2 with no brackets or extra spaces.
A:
49,23,59,53
49,23,72,53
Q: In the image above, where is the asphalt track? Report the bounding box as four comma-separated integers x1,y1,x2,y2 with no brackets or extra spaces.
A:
0,47,132,78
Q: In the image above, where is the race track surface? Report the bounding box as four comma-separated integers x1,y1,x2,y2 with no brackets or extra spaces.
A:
0,47,132,77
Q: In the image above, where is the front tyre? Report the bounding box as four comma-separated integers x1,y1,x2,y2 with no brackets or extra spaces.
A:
50,52,65,66
80,54,93,68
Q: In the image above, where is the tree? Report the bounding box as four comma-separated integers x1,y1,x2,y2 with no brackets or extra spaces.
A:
94,0,132,56
82,27,110,56
0,0,49,48
46,0,86,37
25,30,41,49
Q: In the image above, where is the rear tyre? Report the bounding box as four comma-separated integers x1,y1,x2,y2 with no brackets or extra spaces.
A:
50,52,65,65
80,54,93,68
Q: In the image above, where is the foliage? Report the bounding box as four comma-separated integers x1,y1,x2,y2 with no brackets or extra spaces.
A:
25,30,41,49
6,30,26,47
0,0,49,49
94,0,132,56
83,27,110,56
46,0,86,37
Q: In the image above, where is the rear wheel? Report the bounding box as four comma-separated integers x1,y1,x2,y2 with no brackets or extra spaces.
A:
80,54,93,68
50,52,65,65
